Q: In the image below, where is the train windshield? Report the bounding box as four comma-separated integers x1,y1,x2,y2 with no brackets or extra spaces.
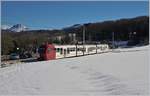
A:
38,46,45,53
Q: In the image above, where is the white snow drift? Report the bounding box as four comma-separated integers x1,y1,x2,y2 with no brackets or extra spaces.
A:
0,45,149,95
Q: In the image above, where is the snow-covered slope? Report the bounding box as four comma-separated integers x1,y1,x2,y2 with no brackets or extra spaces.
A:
0,45,149,95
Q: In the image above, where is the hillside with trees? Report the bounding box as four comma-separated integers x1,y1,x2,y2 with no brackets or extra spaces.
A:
1,16,149,55
64,16,149,43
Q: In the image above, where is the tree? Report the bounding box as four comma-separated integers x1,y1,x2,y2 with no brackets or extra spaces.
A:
1,33,14,55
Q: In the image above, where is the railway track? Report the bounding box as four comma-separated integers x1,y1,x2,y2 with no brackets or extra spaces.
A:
1,58,37,68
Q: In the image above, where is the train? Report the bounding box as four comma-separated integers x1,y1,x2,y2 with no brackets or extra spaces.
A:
38,43,109,60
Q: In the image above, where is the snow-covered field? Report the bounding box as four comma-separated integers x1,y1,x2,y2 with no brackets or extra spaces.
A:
0,45,149,95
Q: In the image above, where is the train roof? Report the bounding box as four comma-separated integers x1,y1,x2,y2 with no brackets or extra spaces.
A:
54,44,108,48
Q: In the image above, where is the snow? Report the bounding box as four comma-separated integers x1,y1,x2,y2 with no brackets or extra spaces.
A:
9,24,28,32
0,45,149,95
1,25,11,30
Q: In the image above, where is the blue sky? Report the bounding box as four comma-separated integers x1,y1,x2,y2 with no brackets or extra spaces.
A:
1,1,149,29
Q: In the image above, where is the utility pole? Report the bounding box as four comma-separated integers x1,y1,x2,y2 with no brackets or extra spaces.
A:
112,32,115,49
75,41,78,57
83,25,85,55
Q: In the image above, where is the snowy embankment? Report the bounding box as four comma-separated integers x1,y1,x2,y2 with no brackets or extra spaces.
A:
0,45,149,95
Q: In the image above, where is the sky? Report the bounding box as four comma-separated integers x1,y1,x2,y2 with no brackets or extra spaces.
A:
1,1,149,30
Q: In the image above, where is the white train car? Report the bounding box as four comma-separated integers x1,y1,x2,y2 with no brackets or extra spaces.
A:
55,44,109,59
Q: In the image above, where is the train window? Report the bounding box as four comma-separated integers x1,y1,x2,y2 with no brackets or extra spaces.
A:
56,48,60,52
69,48,71,51
67,48,70,54
77,48,79,51
83,48,86,52
64,49,66,55
38,47,45,53
72,47,75,51
60,48,63,54
69,48,71,52
47,48,51,53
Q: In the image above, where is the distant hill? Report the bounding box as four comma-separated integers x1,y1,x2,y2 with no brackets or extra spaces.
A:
62,16,149,42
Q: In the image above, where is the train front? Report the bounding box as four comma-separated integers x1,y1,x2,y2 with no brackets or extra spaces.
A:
38,44,56,61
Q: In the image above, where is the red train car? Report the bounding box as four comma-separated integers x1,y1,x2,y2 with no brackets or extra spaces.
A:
38,43,56,60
